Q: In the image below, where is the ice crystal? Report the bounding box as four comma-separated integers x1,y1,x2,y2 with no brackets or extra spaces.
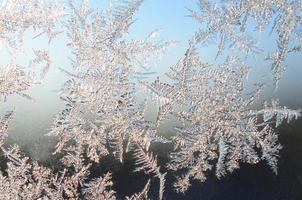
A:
0,0,66,53
0,110,13,147
250,99,301,127
0,0,66,101
0,64,38,101
0,144,116,199
145,41,300,192
0,0,301,199
47,0,172,199
190,0,302,87
83,172,116,200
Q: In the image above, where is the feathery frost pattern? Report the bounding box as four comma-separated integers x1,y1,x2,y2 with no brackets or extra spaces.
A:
0,0,170,199
0,0,301,199
0,0,66,101
48,0,172,199
190,0,302,87
146,40,300,192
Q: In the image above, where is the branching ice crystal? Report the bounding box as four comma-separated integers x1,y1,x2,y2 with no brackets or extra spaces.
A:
0,0,66,52
0,64,39,101
0,0,301,199
190,0,302,87
47,0,173,199
145,40,300,192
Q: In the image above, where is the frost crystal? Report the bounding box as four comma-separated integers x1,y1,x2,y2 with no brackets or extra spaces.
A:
146,41,300,192
0,0,66,52
0,0,301,198
191,0,302,87
48,0,172,199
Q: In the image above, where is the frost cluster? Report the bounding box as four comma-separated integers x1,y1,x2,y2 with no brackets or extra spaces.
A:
0,0,301,199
